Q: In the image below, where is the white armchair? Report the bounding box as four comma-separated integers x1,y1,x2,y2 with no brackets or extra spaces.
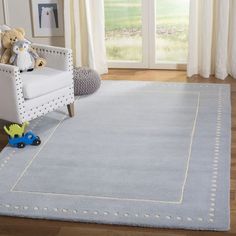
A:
0,43,75,124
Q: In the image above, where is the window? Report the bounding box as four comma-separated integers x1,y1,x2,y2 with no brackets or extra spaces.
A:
104,0,189,69
155,0,189,63
105,0,142,62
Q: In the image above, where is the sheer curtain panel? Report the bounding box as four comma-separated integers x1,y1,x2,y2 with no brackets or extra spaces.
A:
187,0,236,80
64,0,108,74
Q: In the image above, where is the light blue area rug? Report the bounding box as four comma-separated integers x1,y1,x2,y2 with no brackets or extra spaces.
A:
0,81,231,231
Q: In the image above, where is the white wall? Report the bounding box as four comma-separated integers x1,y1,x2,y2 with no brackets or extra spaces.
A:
0,0,4,24
0,0,65,47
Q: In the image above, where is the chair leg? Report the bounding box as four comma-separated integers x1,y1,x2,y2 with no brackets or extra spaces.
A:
67,103,75,117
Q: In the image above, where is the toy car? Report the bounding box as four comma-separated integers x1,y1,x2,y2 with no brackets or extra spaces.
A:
8,131,41,148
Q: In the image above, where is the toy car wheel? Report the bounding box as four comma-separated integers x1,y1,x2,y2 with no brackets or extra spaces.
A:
32,139,41,146
17,143,25,149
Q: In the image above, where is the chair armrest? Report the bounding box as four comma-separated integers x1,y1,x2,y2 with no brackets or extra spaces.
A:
0,64,25,123
32,44,73,71
0,63,19,74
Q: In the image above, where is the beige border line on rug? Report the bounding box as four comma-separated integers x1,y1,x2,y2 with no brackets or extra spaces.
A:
10,91,200,204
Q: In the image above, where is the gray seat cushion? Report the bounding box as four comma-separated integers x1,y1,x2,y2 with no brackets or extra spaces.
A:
73,67,101,96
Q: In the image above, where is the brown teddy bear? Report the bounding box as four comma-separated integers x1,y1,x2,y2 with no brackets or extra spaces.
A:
0,28,46,68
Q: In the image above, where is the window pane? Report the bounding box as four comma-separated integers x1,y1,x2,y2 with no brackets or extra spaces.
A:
105,0,142,62
156,0,189,63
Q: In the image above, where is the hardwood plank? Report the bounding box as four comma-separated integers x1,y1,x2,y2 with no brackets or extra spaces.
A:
0,69,234,236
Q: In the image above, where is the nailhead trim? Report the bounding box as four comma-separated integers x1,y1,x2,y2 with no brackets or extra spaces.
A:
32,45,73,72
25,89,74,121
10,68,26,121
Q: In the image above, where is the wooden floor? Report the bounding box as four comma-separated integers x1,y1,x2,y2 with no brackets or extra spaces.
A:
0,69,235,236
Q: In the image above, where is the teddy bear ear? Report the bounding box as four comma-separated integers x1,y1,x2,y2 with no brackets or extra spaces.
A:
15,28,25,37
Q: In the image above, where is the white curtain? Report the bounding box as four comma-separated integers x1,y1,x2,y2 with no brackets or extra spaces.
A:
64,0,108,74
187,0,236,80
